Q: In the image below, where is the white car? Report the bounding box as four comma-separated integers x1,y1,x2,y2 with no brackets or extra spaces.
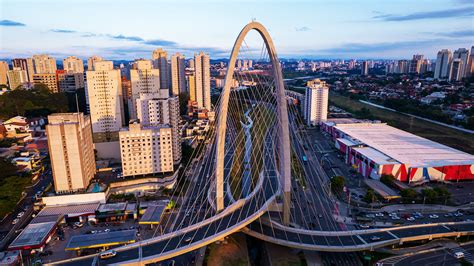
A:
17,212,25,218
429,214,439,219
406,217,415,221
375,213,384,217
12,218,19,225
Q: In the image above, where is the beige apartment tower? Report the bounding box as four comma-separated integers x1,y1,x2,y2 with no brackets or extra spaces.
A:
0,61,8,86
129,60,160,119
152,48,171,89
63,56,84,73
303,79,329,126
87,56,103,71
136,90,182,164
33,73,58,92
32,54,57,74
7,67,28,90
194,52,211,110
46,113,96,193
171,53,186,96
119,122,174,177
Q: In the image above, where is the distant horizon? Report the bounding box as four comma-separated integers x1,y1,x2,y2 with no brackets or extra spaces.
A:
1,0,473,60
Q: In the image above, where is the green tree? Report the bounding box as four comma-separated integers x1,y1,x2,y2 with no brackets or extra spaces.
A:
380,174,395,187
0,159,17,180
400,188,418,204
331,176,345,194
363,188,376,203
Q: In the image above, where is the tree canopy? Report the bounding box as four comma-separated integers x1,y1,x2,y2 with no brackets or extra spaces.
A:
0,84,68,119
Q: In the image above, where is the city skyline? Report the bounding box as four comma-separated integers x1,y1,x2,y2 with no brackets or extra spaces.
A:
1,0,473,60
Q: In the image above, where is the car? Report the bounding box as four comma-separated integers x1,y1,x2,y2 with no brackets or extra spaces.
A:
359,224,370,229
429,214,439,219
406,217,415,221
184,237,192,242
17,212,25,218
444,213,454,218
318,214,323,219
100,250,117,259
370,236,381,241
366,214,375,218
454,252,464,259
12,218,19,225
104,229,111,233
375,213,384,217
389,212,397,217
454,212,463,217
391,216,400,220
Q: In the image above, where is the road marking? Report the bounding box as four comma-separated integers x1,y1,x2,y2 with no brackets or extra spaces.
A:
92,255,98,266
387,231,399,239
356,235,367,244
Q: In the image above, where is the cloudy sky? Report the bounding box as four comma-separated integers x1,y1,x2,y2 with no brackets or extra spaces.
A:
0,0,472,60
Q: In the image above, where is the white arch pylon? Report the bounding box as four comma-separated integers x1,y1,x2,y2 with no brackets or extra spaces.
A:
215,21,291,225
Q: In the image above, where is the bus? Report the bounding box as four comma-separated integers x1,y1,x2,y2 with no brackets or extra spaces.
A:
302,156,308,163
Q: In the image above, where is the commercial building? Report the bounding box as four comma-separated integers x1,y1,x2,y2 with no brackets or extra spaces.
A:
322,120,474,183
86,61,124,159
129,60,160,119
7,67,28,90
33,73,58,92
12,58,35,83
0,61,9,85
119,122,174,177
193,52,211,110
152,48,171,89
87,55,103,71
32,54,57,74
136,91,181,164
46,113,96,193
434,49,452,80
57,71,85,92
171,52,186,96
303,79,328,126
63,56,84,74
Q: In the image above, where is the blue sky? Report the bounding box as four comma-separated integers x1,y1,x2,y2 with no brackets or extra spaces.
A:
0,0,473,60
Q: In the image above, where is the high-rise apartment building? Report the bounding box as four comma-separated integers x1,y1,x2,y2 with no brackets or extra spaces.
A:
129,60,161,119
361,61,369,76
46,113,96,193
12,58,35,82
186,72,196,102
409,54,424,74
33,73,59,92
57,71,85,92
449,59,463,82
303,79,328,126
32,54,57,74
0,61,8,86
87,56,103,71
171,53,186,96
467,46,474,78
152,48,171,89
119,122,174,177
434,49,452,79
194,52,211,110
86,61,124,159
7,67,28,90
397,60,409,74
63,56,84,74
136,90,181,164
453,48,470,79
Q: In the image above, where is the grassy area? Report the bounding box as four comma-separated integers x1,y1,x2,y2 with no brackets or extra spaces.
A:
0,176,31,218
249,104,276,189
291,151,307,188
329,94,474,154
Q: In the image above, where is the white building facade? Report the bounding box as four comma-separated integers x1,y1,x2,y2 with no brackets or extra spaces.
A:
303,79,329,126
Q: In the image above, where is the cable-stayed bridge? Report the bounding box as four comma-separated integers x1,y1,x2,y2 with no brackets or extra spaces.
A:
50,22,474,266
